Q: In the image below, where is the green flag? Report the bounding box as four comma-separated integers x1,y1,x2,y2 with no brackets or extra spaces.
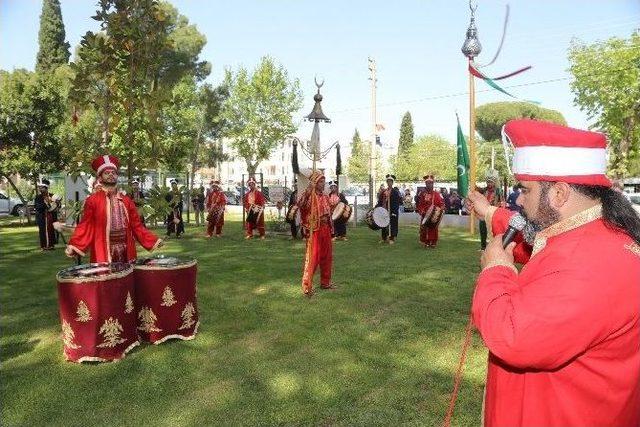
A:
456,116,470,197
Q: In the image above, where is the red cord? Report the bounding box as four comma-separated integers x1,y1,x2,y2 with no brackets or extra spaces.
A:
443,315,475,427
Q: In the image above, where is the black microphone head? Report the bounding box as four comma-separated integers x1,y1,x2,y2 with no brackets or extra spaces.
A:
508,213,527,231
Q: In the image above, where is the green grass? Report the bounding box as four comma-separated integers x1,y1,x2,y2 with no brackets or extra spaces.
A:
1,221,487,426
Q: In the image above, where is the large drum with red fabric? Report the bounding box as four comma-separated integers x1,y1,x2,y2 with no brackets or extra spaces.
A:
133,256,199,344
56,263,139,363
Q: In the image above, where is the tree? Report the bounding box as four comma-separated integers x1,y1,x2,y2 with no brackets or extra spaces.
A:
35,0,70,73
68,0,210,178
346,129,381,182
222,56,302,176
391,134,456,181
475,101,566,142
568,31,640,177
397,111,414,157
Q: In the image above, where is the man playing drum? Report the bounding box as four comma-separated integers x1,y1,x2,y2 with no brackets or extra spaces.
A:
298,170,336,296
416,174,445,248
377,174,402,244
205,180,226,238
65,155,163,263
286,185,299,240
243,177,266,239
328,180,349,241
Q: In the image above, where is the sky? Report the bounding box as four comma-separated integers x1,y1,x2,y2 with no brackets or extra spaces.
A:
1,0,639,155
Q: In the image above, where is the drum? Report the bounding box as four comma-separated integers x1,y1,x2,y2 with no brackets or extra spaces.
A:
56,263,138,363
133,256,199,344
286,204,299,223
421,205,444,227
365,207,390,230
246,205,263,224
331,202,346,222
342,204,353,221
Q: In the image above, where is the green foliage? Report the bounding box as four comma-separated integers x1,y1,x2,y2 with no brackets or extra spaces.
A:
568,31,640,177
0,68,70,180
397,111,414,157
68,0,211,177
475,101,566,142
222,56,303,175
143,184,172,225
346,129,382,182
476,139,511,185
35,0,70,73
392,134,456,181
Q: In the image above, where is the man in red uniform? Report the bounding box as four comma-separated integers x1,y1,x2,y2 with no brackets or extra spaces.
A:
65,155,162,263
467,119,640,426
205,180,226,238
298,170,335,296
327,180,349,241
243,177,266,239
415,174,444,248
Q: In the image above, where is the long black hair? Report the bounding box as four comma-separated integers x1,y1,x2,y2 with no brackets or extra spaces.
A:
571,184,640,244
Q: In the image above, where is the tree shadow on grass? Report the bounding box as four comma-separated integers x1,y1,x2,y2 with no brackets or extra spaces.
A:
0,338,40,362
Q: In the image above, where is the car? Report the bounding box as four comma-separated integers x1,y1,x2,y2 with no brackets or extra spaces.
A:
0,191,25,216
625,193,640,215
224,191,240,205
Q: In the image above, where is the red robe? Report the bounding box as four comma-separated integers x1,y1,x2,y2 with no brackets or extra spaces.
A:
205,190,226,236
298,189,333,293
243,189,266,237
68,189,161,263
416,190,444,245
473,206,640,426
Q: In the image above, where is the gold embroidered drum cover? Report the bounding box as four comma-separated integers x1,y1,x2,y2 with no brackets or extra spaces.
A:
133,256,199,344
56,263,139,363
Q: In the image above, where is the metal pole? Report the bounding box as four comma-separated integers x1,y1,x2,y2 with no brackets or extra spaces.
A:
468,58,477,234
368,57,377,208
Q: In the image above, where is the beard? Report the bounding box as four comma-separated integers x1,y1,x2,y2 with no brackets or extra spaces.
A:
520,184,561,244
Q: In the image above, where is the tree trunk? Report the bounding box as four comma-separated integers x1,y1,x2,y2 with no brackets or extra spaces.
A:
247,161,258,177
2,174,32,225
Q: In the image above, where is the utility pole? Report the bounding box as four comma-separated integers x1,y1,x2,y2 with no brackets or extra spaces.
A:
368,56,377,208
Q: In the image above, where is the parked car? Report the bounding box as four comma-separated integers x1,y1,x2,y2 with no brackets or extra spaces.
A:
342,187,366,206
0,191,25,216
224,191,240,205
625,193,640,215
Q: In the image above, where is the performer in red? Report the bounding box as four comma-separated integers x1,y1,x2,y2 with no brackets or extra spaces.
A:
328,180,349,241
205,180,226,238
34,179,57,250
65,155,162,263
466,119,640,426
243,177,266,239
298,171,335,296
415,175,444,248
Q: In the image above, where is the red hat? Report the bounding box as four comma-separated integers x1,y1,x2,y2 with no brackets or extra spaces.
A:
503,120,611,187
423,174,435,182
309,170,325,186
91,155,120,176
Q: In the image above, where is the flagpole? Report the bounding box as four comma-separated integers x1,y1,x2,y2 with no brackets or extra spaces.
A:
468,58,477,234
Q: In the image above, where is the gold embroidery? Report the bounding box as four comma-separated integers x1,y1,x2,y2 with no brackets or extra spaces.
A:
75,300,92,322
482,260,518,274
62,320,81,349
160,286,177,307
532,204,603,257
625,243,640,258
178,302,197,330
124,292,134,314
96,317,127,348
138,307,162,332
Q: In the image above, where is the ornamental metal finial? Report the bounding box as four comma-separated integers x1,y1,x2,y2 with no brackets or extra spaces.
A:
306,77,330,123
461,0,482,59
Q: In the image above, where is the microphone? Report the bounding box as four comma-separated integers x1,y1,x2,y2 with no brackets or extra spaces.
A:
502,213,526,249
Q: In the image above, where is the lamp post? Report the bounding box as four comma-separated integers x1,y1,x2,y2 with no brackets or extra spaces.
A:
461,0,482,234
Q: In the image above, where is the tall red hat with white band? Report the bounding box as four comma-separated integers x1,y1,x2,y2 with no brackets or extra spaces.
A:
91,155,120,176
503,119,611,187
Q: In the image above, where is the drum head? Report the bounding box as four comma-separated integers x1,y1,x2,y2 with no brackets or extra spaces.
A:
332,202,345,221
373,207,390,228
135,256,196,268
57,262,131,280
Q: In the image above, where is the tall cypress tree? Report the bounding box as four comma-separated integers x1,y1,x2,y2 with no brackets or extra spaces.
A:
35,0,70,73
397,111,414,157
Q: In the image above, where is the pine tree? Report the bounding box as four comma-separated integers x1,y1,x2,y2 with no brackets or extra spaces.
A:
35,0,70,73
397,112,414,157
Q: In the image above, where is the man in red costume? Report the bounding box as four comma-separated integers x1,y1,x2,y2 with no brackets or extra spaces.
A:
65,155,162,263
243,177,266,239
327,180,349,241
298,171,336,296
467,119,640,426
205,180,226,238
415,175,444,248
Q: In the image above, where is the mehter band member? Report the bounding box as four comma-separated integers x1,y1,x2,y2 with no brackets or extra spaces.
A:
466,119,640,427
205,180,226,238
377,174,402,244
165,179,184,238
34,178,56,250
328,180,349,241
416,174,444,248
243,177,266,239
65,155,162,263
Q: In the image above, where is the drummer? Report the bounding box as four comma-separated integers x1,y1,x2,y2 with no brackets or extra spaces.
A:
243,177,266,239
328,180,349,241
287,184,299,240
205,180,226,238
416,174,445,248
65,155,163,263
377,174,402,244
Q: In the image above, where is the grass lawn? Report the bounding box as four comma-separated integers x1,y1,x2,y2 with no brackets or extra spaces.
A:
1,221,488,426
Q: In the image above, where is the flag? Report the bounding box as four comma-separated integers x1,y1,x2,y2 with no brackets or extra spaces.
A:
456,115,470,198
